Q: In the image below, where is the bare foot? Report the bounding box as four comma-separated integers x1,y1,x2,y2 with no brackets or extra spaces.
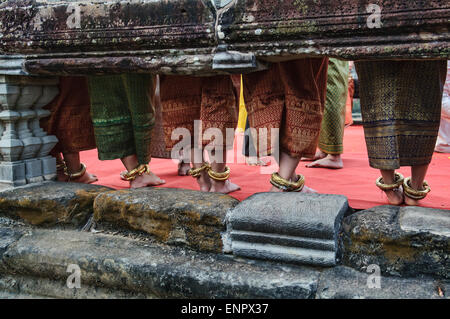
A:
71,171,98,184
270,185,316,193
404,196,420,206
245,156,269,166
404,196,421,206
57,167,98,184
178,162,191,176
130,171,165,188
306,155,343,169
301,150,326,162
196,170,211,192
210,180,241,194
384,188,404,205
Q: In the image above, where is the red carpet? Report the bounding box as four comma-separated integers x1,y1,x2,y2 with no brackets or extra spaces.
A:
81,125,450,210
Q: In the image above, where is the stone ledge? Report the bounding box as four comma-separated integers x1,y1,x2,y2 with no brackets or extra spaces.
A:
0,221,448,299
0,181,113,227
342,205,450,279
228,193,349,266
0,274,146,299
0,225,319,299
94,188,239,253
317,266,448,299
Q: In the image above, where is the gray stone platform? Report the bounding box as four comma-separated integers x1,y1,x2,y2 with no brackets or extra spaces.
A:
0,183,449,298
0,223,320,299
0,218,447,299
228,193,349,266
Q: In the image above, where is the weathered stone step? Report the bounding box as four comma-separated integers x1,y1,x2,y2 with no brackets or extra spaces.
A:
93,187,239,253
0,224,319,299
0,182,112,227
1,182,449,280
0,220,448,299
342,205,450,279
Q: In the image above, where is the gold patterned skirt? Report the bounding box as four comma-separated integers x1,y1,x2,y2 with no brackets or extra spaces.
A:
159,75,239,151
242,58,329,158
318,58,349,155
41,76,96,155
355,60,447,170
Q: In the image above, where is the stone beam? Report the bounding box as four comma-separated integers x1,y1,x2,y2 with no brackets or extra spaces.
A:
0,0,448,76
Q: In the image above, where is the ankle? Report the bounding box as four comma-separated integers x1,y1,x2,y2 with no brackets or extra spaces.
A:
329,154,341,161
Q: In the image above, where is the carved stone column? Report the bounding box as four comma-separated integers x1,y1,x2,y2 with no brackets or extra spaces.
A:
33,83,59,181
0,75,59,188
0,76,25,187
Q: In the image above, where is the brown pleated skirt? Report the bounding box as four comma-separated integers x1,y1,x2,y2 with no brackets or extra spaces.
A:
41,76,96,154
159,75,239,151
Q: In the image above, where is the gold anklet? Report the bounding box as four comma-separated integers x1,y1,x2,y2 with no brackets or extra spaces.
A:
208,166,230,181
375,172,404,191
188,163,210,178
123,164,150,181
402,177,431,200
65,163,87,180
56,161,67,172
270,172,305,192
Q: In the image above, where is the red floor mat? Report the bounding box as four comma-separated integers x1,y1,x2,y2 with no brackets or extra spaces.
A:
81,125,450,210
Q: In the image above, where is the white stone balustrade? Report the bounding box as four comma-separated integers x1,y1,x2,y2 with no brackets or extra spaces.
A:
0,75,59,188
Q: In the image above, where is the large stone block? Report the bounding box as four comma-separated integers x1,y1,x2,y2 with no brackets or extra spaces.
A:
0,161,26,187
0,181,112,227
94,187,239,253
24,158,43,184
227,193,350,266
342,206,450,279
